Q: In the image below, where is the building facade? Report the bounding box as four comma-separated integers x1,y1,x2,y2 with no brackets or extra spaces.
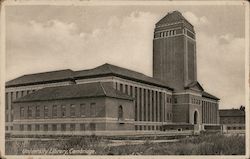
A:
6,11,220,136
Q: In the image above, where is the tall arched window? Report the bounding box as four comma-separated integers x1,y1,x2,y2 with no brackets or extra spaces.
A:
118,105,123,121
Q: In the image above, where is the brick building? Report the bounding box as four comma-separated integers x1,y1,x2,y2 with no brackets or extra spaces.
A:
219,109,245,133
6,11,220,136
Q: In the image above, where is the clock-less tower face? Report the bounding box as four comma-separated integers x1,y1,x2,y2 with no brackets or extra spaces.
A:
153,11,197,90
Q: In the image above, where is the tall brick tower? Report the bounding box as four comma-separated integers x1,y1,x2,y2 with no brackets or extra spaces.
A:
153,11,197,90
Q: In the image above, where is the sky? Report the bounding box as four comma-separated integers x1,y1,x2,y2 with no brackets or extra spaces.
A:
5,4,246,109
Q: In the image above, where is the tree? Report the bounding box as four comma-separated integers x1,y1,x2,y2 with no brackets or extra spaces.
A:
239,105,245,111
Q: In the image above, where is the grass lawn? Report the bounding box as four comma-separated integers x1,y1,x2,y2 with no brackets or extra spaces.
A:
5,133,245,155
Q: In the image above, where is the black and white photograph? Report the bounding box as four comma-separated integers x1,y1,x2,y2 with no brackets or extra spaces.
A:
0,0,249,157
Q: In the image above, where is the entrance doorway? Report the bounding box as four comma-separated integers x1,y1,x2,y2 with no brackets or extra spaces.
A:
194,111,198,124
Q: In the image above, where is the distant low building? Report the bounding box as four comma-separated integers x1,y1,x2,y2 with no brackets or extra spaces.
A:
219,109,245,133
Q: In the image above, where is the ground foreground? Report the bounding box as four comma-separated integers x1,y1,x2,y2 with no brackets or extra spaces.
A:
5,133,245,155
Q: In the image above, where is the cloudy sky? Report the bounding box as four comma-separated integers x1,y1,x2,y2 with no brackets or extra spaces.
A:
5,4,246,109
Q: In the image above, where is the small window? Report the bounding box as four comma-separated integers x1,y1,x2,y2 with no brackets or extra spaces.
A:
44,106,48,118
120,83,123,92
70,124,75,131
174,98,177,103
90,103,96,117
80,104,86,117
70,104,76,117
27,125,32,131
35,106,40,118
80,123,85,131
6,126,8,131
61,105,66,117
20,107,25,118
52,105,57,117
61,124,66,131
20,125,24,131
118,105,124,121
90,123,96,131
28,106,32,118
44,124,48,131
35,125,40,131
125,85,128,94
52,124,57,131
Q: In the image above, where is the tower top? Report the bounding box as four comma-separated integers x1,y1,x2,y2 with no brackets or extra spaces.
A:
156,10,194,32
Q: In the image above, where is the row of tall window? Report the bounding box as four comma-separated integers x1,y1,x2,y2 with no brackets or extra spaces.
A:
20,103,96,119
202,101,217,124
191,98,201,105
18,123,96,131
115,82,165,122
